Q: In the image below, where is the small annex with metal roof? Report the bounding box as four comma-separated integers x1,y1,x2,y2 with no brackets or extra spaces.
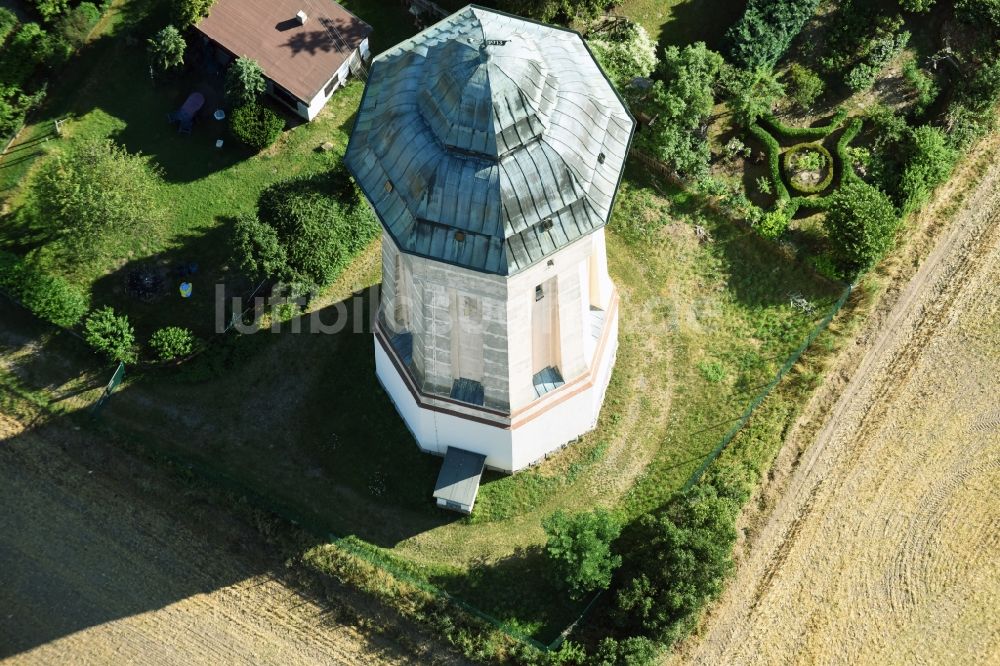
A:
344,4,634,275
432,447,487,514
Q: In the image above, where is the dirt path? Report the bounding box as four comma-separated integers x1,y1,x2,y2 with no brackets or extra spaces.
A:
0,414,465,665
670,143,1000,664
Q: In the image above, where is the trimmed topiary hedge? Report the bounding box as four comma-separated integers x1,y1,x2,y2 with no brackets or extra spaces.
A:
783,142,834,194
749,122,790,202
230,102,285,151
836,117,863,185
763,108,848,140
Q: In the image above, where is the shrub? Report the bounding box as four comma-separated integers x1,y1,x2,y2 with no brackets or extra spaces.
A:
587,19,657,89
31,138,164,249
84,306,137,363
58,1,99,47
755,175,772,195
591,636,659,666
756,206,792,239
844,31,910,92
147,24,185,73
783,142,833,194
786,63,824,110
231,213,288,281
615,484,738,645
824,181,899,277
0,22,55,88
899,125,957,215
229,103,284,151
725,0,821,69
543,508,622,599
0,251,88,327
150,326,195,361
225,56,265,106
902,60,938,116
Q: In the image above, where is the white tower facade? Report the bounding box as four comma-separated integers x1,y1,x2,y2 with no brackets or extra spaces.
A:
345,6,634,472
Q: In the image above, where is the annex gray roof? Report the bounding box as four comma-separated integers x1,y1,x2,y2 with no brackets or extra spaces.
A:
433,447,487,512
344,5,634,275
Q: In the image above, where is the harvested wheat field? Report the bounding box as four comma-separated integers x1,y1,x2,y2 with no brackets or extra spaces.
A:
673,145,1000,665
0,414,464,666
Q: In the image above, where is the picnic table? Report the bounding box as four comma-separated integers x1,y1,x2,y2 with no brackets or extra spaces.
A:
167,92,206,134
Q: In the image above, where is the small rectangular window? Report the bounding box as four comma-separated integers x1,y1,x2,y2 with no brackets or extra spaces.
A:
535,285,544,301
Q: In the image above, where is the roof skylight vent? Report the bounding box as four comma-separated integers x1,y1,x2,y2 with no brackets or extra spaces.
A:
296,10,308,25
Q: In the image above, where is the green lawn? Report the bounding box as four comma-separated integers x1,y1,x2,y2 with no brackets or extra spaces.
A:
614,0,746,48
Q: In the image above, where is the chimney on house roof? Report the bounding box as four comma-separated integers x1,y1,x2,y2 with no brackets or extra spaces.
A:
296,10,307,25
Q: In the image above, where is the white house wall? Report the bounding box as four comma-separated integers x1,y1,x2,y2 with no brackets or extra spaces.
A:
294,37,370,121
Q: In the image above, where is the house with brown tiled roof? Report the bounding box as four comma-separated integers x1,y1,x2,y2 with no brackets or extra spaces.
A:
195,0,372,121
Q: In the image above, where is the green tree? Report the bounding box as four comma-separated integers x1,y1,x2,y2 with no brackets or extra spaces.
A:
726,0,821,69
587,19,657,89
149,326,195,361
171,0,214,28
900,0,934,11
591,637,659,666
824,181,898,277
786,63,824,110
31,139,164,249
231,213,288,281
148,25,186,73
543,508,622,599
84,306,137,363
29,0,69,23
956,0,1000,26
899,125,957,214
634,43,724,178
225,56,266,106
723,66,785,126
615,484,737,644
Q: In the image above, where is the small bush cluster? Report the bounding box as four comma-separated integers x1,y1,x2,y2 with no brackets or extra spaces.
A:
786,63,824,110
149,326,196,362
230,103,284,151
0,251,88,327
844,30,910,93
83,306,137,363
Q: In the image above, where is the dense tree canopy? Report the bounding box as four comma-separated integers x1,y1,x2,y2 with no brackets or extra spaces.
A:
825,181,899,277
587,19,657,89
633,43,724,178
615,484,737,645
543,509,622,598
499,0,621,24
725,0,821,69
171,0,215,28
722,66,784,126
233,169,377,288
32,139,164,249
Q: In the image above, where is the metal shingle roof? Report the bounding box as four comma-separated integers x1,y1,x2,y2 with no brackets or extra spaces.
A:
344,5,634,275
